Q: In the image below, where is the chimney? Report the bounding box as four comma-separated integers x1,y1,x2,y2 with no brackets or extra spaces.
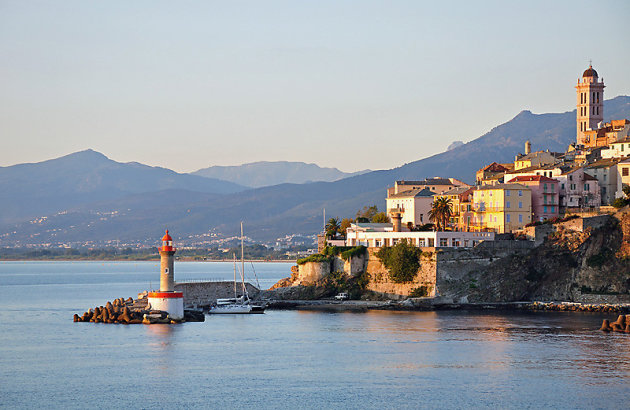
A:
525,141,531,155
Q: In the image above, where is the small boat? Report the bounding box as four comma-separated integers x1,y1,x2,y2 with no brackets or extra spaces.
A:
208,223,265,315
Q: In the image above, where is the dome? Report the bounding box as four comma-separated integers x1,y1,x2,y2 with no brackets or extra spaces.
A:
582,65,598,78
162,229,172,242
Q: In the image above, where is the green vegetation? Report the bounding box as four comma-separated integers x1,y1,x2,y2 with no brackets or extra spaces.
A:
428,197,453,231
376,240,421,283
587,248,614,267
296,254,333,265
409,286,429,297
326,217,341,239
371,212,390,223
340,245,367,261
524,214,579,227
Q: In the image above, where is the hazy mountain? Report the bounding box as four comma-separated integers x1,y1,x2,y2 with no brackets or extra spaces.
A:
0,149,246,225
193,161,371,188
2,96,629,245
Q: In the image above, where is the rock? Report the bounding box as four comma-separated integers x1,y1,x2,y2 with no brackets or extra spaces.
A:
73,314,80,322
613,315,626,327
612,323,624,332
600,319,612,332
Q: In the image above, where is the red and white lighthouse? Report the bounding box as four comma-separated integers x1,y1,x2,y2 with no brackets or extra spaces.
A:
147,230,184,320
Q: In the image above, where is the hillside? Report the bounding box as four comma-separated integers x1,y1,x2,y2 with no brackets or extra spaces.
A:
2,96,629,245
193,161,371,188
0,150,247,225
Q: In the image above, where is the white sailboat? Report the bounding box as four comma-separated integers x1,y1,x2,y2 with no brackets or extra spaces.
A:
208,223,265,314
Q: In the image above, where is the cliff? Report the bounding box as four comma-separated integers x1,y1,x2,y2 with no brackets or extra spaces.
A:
271,211,630,304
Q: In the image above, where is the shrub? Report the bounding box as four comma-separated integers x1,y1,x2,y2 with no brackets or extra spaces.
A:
340,245,367,261
376,240,421,283
409,286,429,297
612,198,629,209
297,254,332,265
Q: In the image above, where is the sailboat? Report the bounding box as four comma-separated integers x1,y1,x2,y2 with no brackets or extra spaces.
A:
208,222,265,314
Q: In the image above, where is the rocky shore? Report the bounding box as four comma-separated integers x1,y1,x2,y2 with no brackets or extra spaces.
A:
600,314,630,333
263,298,630,314
73,296,204,324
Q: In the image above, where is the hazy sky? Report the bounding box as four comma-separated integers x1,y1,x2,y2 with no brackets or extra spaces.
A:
1,1,629,173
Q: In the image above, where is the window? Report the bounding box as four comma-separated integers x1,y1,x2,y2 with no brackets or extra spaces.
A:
624,168,629,177
584,184,589,191
439,238,448,247
551,184,555,192
506,190,510,196
544,196,547,204
506,201,511,208
622,145,625,152
570,184,576,190
506,214,511,222
603,174,607,181
569,175,573,181
561,183,565,189
518,190,523,196
519,201,523,209
544,206,548,213
551,206,555,213
519,214,523,223
544,183,547,192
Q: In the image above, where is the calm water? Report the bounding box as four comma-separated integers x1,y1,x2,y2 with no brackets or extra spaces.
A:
1,261,629,409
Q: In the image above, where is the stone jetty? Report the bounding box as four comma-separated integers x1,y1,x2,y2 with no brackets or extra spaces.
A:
74,296,204,324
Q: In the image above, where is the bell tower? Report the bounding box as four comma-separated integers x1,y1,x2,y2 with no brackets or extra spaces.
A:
576,64,605,145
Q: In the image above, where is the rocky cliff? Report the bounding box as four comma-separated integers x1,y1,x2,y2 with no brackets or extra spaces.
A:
440,212,630,303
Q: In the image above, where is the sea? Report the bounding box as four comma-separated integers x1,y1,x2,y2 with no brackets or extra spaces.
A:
1,261,629,409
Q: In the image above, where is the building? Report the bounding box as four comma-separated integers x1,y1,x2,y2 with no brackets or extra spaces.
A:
514,150,561,171
507,176,559,221
387,177,470,196
616,158,630,198
576,64,605,146
471,184,532,233
475,162,514,185
585,158,620,205
345,223,494,248
386,188,434,227
147,230,184,320
435,186,475,231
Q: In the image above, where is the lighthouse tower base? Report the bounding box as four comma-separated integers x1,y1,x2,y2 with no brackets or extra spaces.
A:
147,291,184,320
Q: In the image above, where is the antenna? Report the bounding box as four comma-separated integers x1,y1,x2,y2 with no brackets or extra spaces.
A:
588,59,592,67
323,208,326,233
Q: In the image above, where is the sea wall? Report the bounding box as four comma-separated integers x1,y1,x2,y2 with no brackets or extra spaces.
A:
174,281,260,307
365,248,436,299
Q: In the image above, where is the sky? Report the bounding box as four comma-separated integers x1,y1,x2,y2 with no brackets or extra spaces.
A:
1,1,629,173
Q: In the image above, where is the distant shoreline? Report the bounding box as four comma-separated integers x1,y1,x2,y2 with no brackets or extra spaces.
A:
0,258,296,263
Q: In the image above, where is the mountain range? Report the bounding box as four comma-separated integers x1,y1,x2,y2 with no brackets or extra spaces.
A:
2,95,629,245
193,161,371,188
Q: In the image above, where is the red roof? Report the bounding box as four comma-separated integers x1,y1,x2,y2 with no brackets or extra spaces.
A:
162,229,172,241
507,175,557,183
583,174,598,181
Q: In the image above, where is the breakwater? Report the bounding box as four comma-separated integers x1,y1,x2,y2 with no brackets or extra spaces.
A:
600,314,630,333
73,296,204,324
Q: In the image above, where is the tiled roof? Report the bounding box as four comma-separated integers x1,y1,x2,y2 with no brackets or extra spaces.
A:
388,188,435,198
475,183,528,191
507,175,557,183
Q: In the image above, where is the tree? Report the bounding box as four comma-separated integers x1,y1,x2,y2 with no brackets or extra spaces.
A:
356,205,378,221
428,197,453,231
623,184,630,198
371,212,391,223
376,240,421,283
339,218,354,238
325,217,341,239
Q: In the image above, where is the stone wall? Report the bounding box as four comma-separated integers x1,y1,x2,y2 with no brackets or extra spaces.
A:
295,261,330,285
365,248,437,299
174,281,260,307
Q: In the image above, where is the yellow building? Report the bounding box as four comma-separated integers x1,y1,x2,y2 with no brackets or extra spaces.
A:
435,187,474,231
472,184,532,233
514,150,560,171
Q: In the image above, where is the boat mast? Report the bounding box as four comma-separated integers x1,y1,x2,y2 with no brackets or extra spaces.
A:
233,253,237,299
240,221,248,301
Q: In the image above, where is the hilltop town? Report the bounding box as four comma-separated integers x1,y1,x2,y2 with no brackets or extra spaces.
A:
273,65,630,304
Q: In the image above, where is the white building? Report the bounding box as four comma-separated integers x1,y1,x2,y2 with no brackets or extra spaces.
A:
345,223,494,249
385,188,434,227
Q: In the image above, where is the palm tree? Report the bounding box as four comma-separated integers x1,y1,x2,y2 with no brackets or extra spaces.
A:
325,217,341,239
428,197,453,231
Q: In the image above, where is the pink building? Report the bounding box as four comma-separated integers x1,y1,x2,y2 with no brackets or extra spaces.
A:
508,176,559,221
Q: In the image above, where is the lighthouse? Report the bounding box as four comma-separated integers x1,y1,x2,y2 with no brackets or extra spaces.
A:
146,230,184,320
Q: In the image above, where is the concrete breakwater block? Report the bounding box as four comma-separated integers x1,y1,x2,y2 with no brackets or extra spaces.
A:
74,296,204,324
600,316,630,334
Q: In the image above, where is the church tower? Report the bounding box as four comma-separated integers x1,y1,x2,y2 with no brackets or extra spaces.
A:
576,64,605,145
